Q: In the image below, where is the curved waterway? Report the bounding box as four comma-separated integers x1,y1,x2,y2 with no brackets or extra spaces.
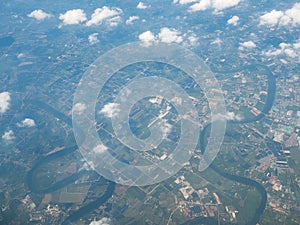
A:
184,64,275,225
27,63,275,225
25,100,115,224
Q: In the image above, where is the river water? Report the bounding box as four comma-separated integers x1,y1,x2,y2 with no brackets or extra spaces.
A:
27,63,275,225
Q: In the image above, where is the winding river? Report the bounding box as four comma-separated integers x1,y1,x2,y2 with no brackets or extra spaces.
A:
25,100,115,225
185,64,275,225
27,63,275,225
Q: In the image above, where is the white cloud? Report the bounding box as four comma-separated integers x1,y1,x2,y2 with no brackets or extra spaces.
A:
259,10,284,26
227,15,239,26
90,218,111,225
186,0,242,12
173,0,198,4
211,37,222,45
239,41,256,49
160,120,172,139
212,0,242,11
99,102,120,118
86,7,122,27
259,3,300,27
284,48,297,58
2,130,15,141
139,31,157,46
293,41,300,49
189,0,211,12
17,118,36,127
88,33,99,45
73,103,87,115
125,16,140,25
137,2,149,9
263,48,283,57
158,27,183,44
224,112,243,121
186,33,199,46
0,92,11,114
106,16,122,27
213,112,242,121
263,40,300,59
92,144,108,154
285,3,300,26
59,9,87,25
28,9,52,20
17,53,25,58
139,28,198,47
